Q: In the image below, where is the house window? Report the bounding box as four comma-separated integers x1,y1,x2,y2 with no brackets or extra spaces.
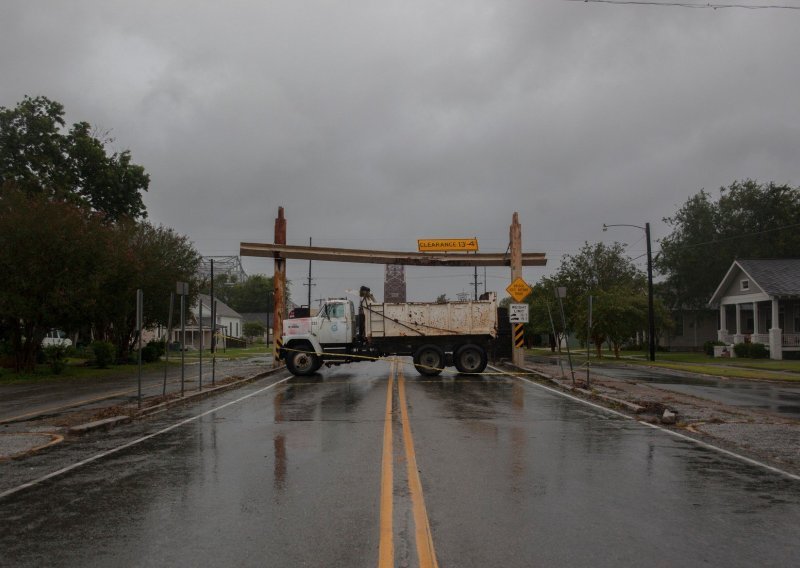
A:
740,279,749,292
795,305,800,333
673,313,684,337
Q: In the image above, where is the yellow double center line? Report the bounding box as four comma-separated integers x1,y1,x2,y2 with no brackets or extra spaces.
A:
379,361,439,568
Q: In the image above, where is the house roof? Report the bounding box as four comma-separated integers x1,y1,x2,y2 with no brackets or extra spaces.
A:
708,259,800,305
196,294,243,319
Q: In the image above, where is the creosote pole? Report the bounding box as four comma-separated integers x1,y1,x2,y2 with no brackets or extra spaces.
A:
273,207,287,367
510,212,524,367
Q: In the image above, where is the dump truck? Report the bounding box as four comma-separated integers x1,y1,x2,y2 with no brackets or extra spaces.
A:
278,286,499,376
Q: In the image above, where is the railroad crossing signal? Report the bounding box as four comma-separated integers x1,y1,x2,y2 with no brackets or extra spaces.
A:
513,324,524,348
506,277,532,302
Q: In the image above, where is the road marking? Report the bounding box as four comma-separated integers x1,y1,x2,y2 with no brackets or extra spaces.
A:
378,361,395,568
398,365,440,568
489,365,800,482
0,376,293,501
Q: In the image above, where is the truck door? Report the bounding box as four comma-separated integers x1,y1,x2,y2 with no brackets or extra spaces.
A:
317,302,349,347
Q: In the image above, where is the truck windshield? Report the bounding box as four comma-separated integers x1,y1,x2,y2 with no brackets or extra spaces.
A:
327,303,345,318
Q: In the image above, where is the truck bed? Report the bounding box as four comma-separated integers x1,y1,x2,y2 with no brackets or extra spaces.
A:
364,300,497,338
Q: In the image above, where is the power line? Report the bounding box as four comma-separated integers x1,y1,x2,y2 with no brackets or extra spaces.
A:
564,0,800,9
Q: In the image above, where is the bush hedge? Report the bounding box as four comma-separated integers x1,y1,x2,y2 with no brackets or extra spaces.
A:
733,342,769,359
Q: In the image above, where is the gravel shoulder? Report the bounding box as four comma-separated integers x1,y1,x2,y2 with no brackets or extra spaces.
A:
518,358,800,477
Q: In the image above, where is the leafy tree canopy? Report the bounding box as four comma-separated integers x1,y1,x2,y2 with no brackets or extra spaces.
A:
203,274,274,314
657,180,800,309
0,95,149,221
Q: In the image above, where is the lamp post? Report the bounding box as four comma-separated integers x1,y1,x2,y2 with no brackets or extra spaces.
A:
603,222,656,362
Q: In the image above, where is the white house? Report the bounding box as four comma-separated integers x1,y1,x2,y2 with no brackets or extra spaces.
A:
708,259,800,360
172,294,244,349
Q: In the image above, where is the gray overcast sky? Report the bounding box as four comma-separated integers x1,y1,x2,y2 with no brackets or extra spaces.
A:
2,1,799,304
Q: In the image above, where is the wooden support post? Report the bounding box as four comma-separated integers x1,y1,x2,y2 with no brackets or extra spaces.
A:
273,207,287,368
510,212,524,367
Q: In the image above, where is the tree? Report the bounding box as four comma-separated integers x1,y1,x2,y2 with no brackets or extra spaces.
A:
243,321,266,341
92,222,201,362
0,187,111,371
435,293,448,304
549,242,662,358
202,274,274,314
0,95,149,221
657,180,800,309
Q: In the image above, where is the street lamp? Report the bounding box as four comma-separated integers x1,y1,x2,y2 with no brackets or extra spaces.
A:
603,222,656,362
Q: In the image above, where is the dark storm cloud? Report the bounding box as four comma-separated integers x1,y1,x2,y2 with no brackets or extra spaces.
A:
1,1,798,301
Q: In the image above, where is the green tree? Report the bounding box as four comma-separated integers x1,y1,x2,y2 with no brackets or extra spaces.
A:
0,187,111,371
0,95,149,221
657,180,800,308
92,222,201,362
549,242,663,358
243,321,266,341
204,274,274,313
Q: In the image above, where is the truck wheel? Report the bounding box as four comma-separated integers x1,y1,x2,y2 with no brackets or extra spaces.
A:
413,345,444,376
286,349,319,376
454,344,487,374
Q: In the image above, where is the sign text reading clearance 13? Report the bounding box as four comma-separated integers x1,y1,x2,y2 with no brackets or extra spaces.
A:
418,238,479,252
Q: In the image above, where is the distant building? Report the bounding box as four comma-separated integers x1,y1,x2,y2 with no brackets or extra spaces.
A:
171,294,244,349
384,264,406,303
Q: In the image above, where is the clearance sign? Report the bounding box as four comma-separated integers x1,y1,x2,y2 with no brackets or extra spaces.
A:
418,238,479,252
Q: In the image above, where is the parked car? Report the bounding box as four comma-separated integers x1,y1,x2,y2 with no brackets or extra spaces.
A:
42,330,72,348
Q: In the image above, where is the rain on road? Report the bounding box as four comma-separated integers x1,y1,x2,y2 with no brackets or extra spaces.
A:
2,362,799,567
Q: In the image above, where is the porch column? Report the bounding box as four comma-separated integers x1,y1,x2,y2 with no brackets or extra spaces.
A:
718,304,728,342
733,303,744,344
769,298,782,360
753,302,759,336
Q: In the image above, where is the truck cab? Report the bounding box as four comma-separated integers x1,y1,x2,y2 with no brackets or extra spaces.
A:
280,299,358,375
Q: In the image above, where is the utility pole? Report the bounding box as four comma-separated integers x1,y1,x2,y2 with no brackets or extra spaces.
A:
645,222,656,362
305,236,315,308
273,208,287,368
510,212,524,367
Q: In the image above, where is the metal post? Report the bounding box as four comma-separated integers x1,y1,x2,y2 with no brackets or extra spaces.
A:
307,237,313,309
136,289,143,409
474,266,478,301
163,292,174,396
587,295,592,387
545,299,564,377
211,259,216,387
180,288,186,397
556,286,575,385
199,299,203,391
645,222,656,362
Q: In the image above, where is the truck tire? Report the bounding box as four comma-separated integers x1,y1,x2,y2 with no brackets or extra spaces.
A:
413,345,444,376
286,348,320,376
454,343,488,374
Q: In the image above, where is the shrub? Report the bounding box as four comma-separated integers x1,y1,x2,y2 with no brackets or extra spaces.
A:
733,342,750,358
704,340,726,357
749,343,769,359
139,339,166,363
90,340,115,369
43,344,67,374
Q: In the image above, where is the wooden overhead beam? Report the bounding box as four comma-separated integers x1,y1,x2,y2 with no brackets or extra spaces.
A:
240,242,547,267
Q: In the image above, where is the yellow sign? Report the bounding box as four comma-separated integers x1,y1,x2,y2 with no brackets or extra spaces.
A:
506,277,532,302
418,238,479,252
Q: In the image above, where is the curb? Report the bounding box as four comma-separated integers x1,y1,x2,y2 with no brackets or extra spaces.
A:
500,362,645,414
68,366,288,435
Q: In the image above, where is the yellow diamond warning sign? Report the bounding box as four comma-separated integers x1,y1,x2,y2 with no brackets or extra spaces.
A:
506,277,532,302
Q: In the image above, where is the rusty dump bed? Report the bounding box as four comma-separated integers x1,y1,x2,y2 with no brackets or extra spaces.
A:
364,297,497,338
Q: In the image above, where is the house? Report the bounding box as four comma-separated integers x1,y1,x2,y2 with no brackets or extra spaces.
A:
171,294,244,349
708,259,800,360
662,308,718,352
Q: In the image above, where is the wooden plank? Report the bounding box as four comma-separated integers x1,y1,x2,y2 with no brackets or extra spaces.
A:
240,242,546,267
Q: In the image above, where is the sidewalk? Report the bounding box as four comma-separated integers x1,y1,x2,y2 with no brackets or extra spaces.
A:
0,358,283,461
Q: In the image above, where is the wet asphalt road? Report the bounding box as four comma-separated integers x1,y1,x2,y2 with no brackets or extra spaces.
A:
530,355,800,416
1,361,799,567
